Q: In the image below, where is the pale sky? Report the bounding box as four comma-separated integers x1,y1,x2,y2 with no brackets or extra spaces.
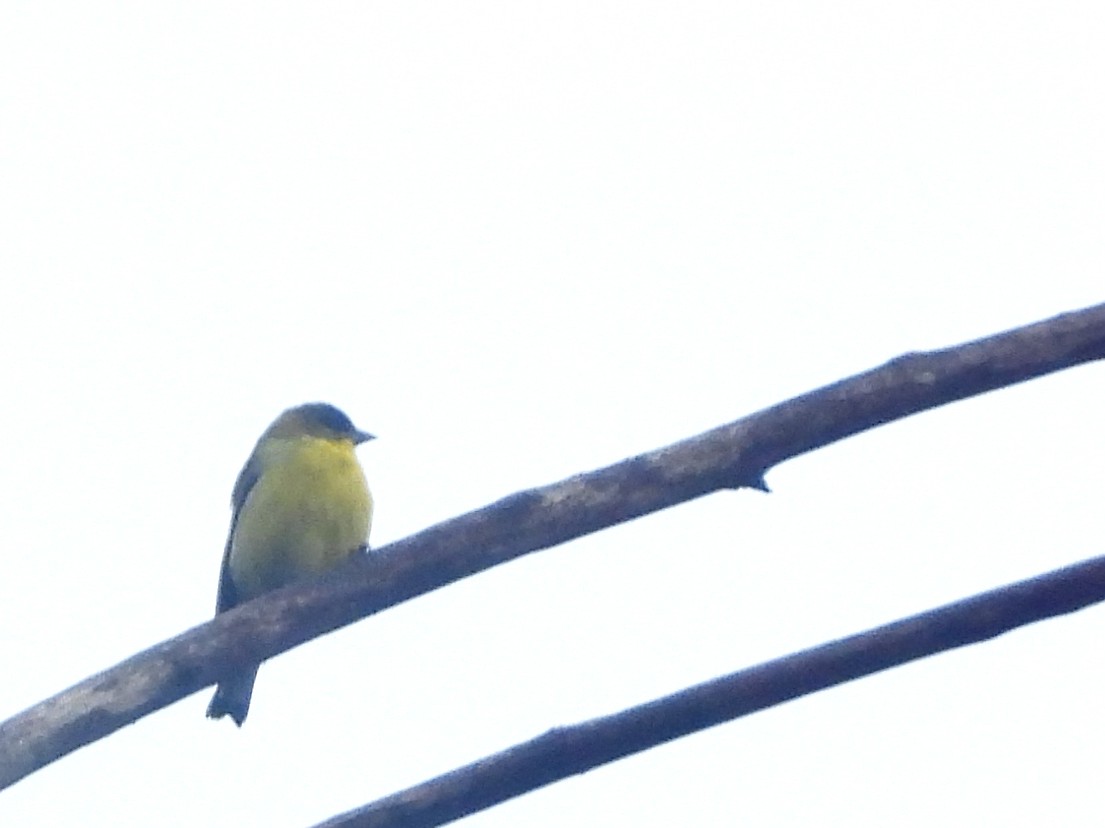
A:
1,3,1103,826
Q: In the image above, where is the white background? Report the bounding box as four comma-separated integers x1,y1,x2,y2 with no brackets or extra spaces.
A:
1,3,1103,825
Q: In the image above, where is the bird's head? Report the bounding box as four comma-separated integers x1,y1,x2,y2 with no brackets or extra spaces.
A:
267,403,375,445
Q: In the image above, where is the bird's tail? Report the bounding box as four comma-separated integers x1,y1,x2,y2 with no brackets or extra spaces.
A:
206,665,260,727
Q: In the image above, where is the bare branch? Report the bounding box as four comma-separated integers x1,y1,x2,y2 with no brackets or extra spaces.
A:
1,302,1103,790
312,554,1105,828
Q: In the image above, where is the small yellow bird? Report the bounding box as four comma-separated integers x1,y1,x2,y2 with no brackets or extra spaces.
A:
207,403,375,726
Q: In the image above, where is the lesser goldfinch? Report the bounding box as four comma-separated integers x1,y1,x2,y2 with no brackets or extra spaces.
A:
206,403,375,726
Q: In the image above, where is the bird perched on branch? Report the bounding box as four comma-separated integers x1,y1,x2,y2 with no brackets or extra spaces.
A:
206,403,375,726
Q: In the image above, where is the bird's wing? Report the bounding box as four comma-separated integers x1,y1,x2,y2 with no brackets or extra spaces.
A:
214,451,263,614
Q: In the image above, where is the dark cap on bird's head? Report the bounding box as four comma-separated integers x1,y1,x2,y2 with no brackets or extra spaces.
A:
267,402,375,444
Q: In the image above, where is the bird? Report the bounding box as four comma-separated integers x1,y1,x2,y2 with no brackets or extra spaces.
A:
206,402,375,726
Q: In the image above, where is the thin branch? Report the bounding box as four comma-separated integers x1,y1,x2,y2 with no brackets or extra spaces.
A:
1,302,1103,790
311,553,1105,828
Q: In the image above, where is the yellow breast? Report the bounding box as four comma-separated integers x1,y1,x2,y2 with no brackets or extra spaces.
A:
228,435,372,600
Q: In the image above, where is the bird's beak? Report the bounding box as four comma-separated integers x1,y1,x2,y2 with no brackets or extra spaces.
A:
354,430,376,445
